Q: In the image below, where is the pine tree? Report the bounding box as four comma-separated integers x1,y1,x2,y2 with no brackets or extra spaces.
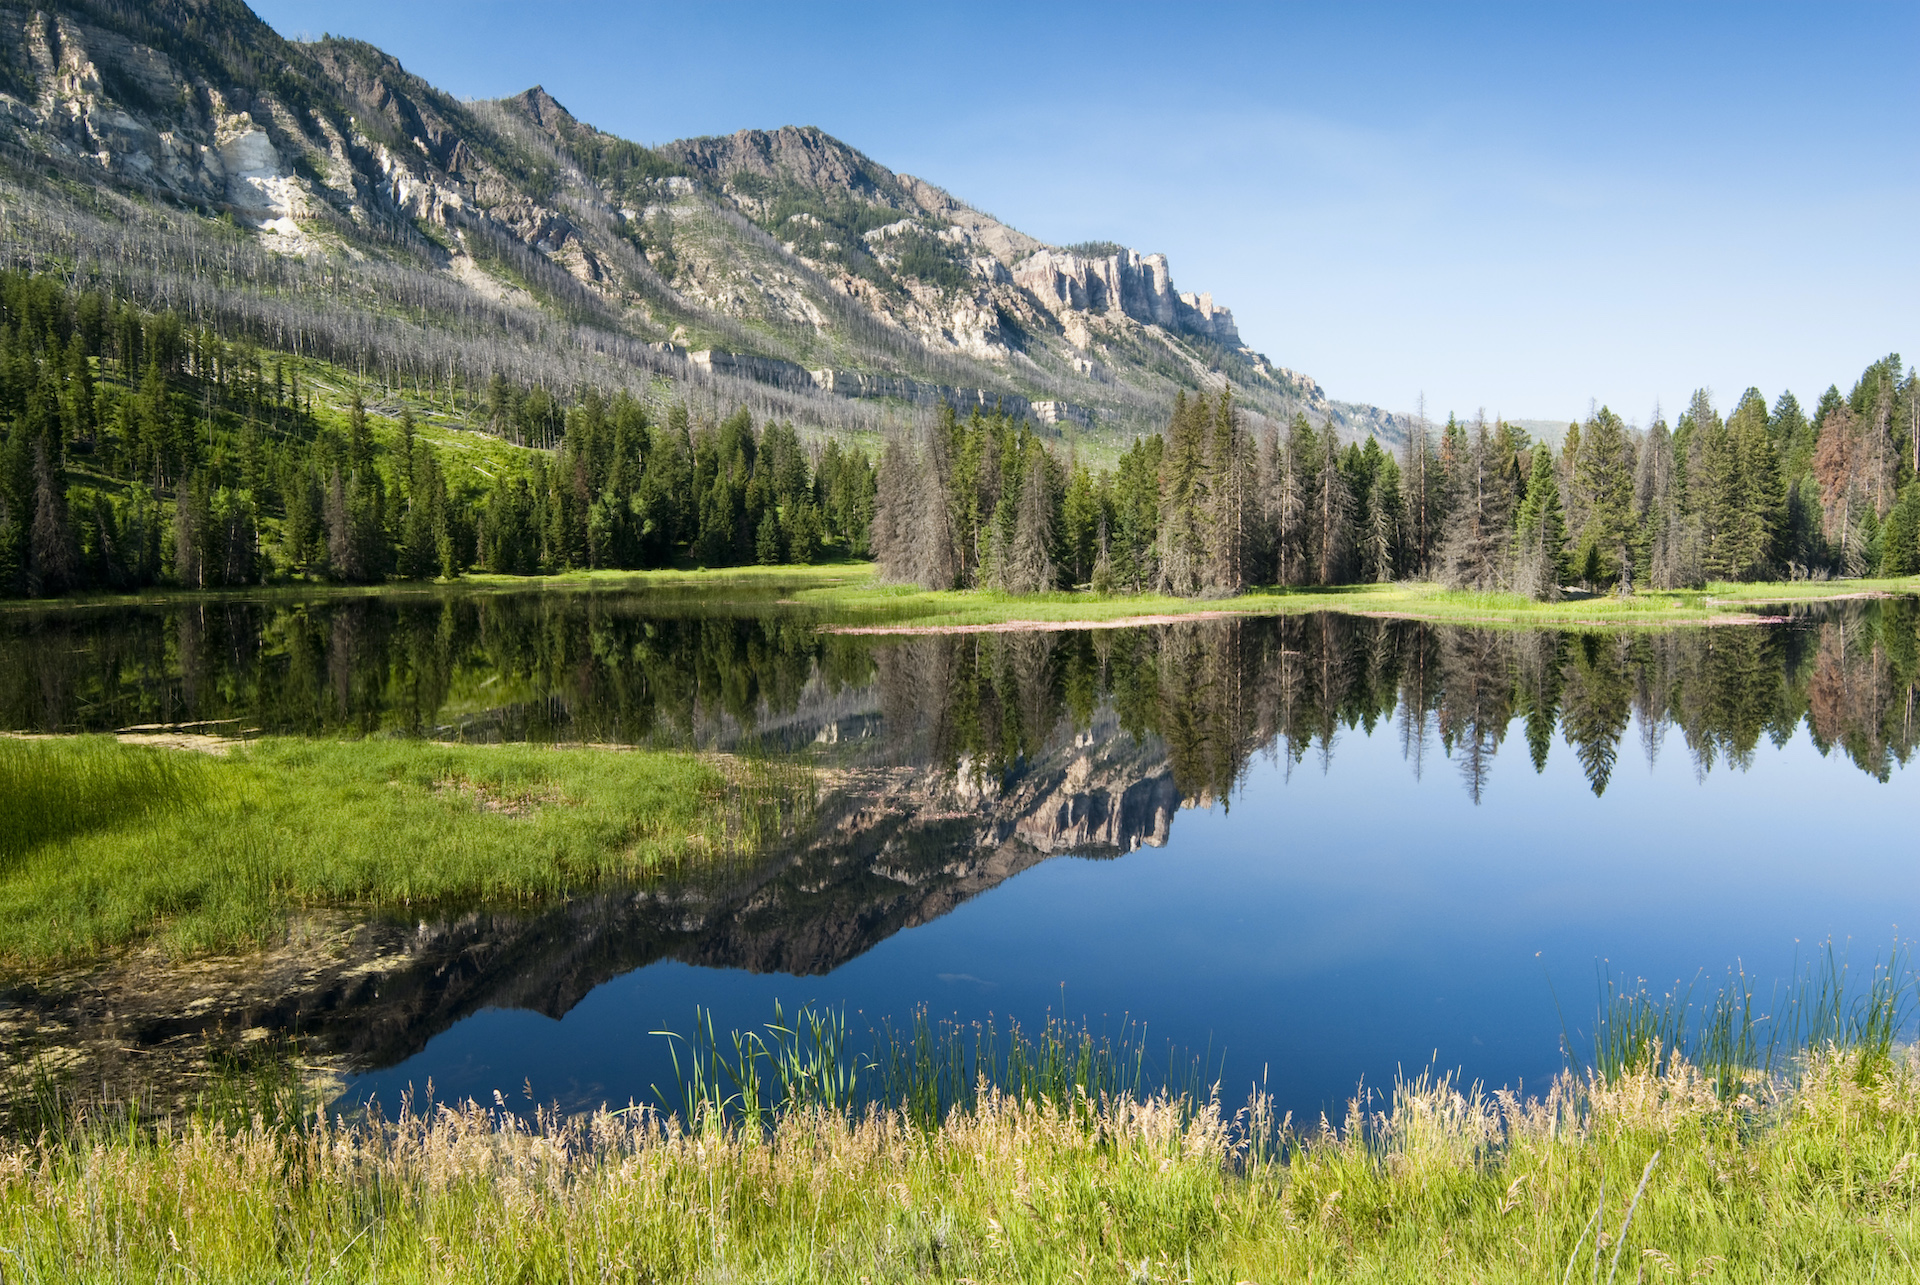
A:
1814,401,1867,573
1062,458,1099,585
1728,388,1784,578
1367,449,1403,582
1514,444,1568,599
1156,391,1209,595
1880,481,1920,576
173,469,210,589
1399,413,1448,579
1634,415,1698,589
1439,416,1515,591
1274,413,1314,585
1004,447,1057,594
1573,407,1637,590
27,436,76,595
754,507,784,565
1314,429,1352,585
1111,434,1161,591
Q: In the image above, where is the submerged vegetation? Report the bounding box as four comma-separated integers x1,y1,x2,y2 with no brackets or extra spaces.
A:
0,736,810,968
4,958,1918,1282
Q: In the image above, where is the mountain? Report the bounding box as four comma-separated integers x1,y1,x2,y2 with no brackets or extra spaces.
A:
0,0,1400,443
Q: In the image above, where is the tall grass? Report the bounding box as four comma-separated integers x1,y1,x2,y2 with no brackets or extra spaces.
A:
0,737,813,967
4,946,1918,1279
0,735,206,857
1590,940,1912,1094
653,1003,1216,1134
4,1038,1919,1280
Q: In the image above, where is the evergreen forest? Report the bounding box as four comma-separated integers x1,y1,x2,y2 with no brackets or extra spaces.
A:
874,366,1920,598
0,270,877,597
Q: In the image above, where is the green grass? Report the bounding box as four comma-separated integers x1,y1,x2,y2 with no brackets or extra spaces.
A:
4,1039,1918,1279
0,736,206,858
1,560,877,611
0,737,809,969
24,562,1914,627
794,574,1920,631
3,949,1915,1279
456,560,875,593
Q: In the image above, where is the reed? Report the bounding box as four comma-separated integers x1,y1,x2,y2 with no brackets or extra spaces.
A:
653,1003,1216,1135
1590,940,1912,1093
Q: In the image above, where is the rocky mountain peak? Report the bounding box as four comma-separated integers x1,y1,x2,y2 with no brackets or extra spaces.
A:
659,124,901,207
503,84,574,132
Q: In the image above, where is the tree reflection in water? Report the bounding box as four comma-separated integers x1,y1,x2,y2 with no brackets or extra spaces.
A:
1,594,1915,800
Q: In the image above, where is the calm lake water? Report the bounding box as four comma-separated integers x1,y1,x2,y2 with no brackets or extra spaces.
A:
4,587,1917,1122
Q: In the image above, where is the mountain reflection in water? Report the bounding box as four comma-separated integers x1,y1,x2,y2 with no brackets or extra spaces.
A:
2,592,1915,1115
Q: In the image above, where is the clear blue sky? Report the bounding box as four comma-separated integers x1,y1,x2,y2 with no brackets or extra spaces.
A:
254,1,1917,426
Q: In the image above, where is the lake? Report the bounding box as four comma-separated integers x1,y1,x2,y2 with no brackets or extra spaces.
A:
2,587,1916,1124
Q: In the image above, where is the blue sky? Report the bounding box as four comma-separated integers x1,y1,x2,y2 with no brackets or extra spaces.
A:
253,1,1917,425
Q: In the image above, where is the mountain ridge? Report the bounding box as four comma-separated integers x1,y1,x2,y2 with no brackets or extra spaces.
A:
0,0,1401,442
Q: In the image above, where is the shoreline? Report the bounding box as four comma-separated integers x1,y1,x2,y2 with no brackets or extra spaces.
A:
4,566,1914,631
796,575,1920,632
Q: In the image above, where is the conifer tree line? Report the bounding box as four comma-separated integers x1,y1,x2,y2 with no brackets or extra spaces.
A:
875,360,1920,597
0,270,876,597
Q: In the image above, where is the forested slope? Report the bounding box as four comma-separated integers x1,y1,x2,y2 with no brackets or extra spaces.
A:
0,269,876,595
2,1,1909,604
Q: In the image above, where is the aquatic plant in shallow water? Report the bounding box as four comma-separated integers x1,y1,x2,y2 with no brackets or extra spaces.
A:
1588,939,1913,1095
653,1003,1218,1135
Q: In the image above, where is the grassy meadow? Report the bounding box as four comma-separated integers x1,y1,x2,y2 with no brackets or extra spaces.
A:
0,736,808,969
0,559,875,611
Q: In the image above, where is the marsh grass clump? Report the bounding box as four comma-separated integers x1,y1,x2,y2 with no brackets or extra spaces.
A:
652,1003,1215,1136
0,737,814,968
0,735,206,858
1590,941,1912,1095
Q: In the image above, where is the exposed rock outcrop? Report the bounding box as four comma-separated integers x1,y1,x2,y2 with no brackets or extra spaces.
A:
1012,245,1241,346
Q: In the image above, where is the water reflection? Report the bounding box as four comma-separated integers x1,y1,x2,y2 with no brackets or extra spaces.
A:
3,592,1916,1114
871,604,1917,803
0,590,869,747
3,594,1915,795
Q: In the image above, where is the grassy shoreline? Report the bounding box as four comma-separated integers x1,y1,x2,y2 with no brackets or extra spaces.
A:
0,736,808,970
2,1044,1913,1281
795,572,1920,631
0,561,873,613
9,563,1916,628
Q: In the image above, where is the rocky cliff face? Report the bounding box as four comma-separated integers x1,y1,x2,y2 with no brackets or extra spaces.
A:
0,0,1402,442
1011,246,1240,346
